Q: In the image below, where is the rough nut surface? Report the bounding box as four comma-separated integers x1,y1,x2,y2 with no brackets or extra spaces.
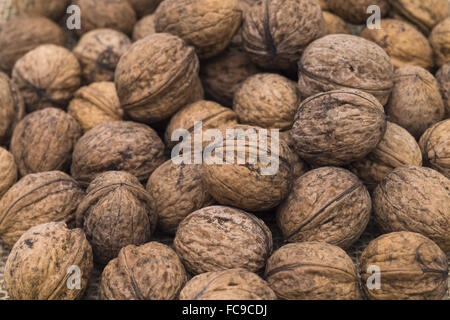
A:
0,147,17,198
326,0,390,24
174,205,273,275
265,242,360,300
419,119,450,179
128,0,162,17
0,75,24,146
279,130,309,179
12,0,68,21
132,14,156,41
436,62,450,116
429,18,450,68
322,11,349,35
360,232,448,300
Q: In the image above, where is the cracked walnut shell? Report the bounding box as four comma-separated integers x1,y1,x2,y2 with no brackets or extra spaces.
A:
0,75,24,146
0,147,17,198
419,119,450,179
429,17,450,68
12,0,68,21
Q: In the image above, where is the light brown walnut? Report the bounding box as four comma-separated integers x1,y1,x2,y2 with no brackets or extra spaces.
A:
419,119,450,179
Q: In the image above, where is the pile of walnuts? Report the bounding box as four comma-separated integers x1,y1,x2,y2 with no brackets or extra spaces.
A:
0,0,448,301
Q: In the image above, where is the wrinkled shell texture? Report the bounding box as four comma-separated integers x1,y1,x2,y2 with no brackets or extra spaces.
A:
386,66,445,139
327,0,390,24
233,73,300,130
349,121,423,189
0,15,65,73
115,33,201,123
174,206,273,275
298,34,394,105
73,29,132,84
12,0,68,21
71,121,166,187
436,63,450,116
100,242,186,300
0,76,24,145
373,166,450,254
128,0,162,17
279,130,309,179
76,171,157,265
132,14,156,41
242,0,325,70
277,167,371,249
419,119,450,179
360,232,448,300
429,18,450,68
322,11,349,35
155,0,242,59
0,147,17,198
67,82,123,133
291,89,387,166
4,222,93,300
0,0,16,30
146,160,214,234
360,19,433,69
265,242,360,300
10,108,81,176
11,45,81,112
180,268,276,300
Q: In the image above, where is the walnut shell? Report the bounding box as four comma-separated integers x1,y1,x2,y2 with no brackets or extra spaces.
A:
68,82,123,133
100,242,186,300
12,0,68,21
128,0,162,17
419,119,450,179
291,89,387,166
71,121,166,187
360,19,434,69
0,75,24,146
242,0,325,71
180,268,276,300
0,15,65,73
154,0,242,59
11,44,81,112
298,35,394,105
436,62,450,116
373,166,450,254
429,17,450,68
4,222,93,300
386,66,445,139
115,33,202,123
326,0,390,24
265,242,360,300
238,0,259,13
73,29,131,84
174,205,273,275
75,171,157,265
323,11,349,35
360,232,448,300
132,14,155,41
279,130,309,179
0,147,17,198
233,73,300,130
349,121,422,189
0,0,16,31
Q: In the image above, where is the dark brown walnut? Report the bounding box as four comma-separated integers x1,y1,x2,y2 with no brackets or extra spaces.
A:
277,167,371,248
265,242,360,300
326,0,390,24
360,19,433,69
12,0,68,21
0,171,84,249
0,15,65,73
11,44,81,112
71,121,166,187
279,130,309,179
242,0,324,71
429,18,450,68
386,66,445,139
75,171,157,265
0,75,24,146
233,73,300,130
180,268,276,300
132,14,155,41
128,0,162,17
349,121,422,189
322,11,349,35
10,108,81,176
68,82,123,133
373,166,450,254
174,205,273,275
436,63,450,116
291,89,387,166
73,29,131,84
146,160,214,234
115,33,202,124
360,232,448,300
419,119,450,179
72,0,136,36
154,0,242,59
0,147,17,198
4,222,93,300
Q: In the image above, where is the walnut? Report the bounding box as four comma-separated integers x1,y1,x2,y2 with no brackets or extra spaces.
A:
0,75,24,146
12,0,69,21
385,66,445,139
180,268,276,300
349,121,423,189
67,82,123,133
132,14,155,41
322,11,349,35
0,147,17,198
127,0,162,17
115,33,202,124
11,44,81,112
291,89,387,166
279,130,309,179
4,222,93,300
360,19,433,69
360,232,448,300
265,242,360,300
154,0,242,59
75,171,157,265
298,34,394,106
419,119,450,179
436,62,450,116
0,0,16,31
73,29,131,84
326,0,390,24
429,18,450,68
241,0,324,71
238,0,259,13
315,0,328,10
233,73,300,130
0,15,65,73
71,121,166,187
174,205,273,275
373,166,450,254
